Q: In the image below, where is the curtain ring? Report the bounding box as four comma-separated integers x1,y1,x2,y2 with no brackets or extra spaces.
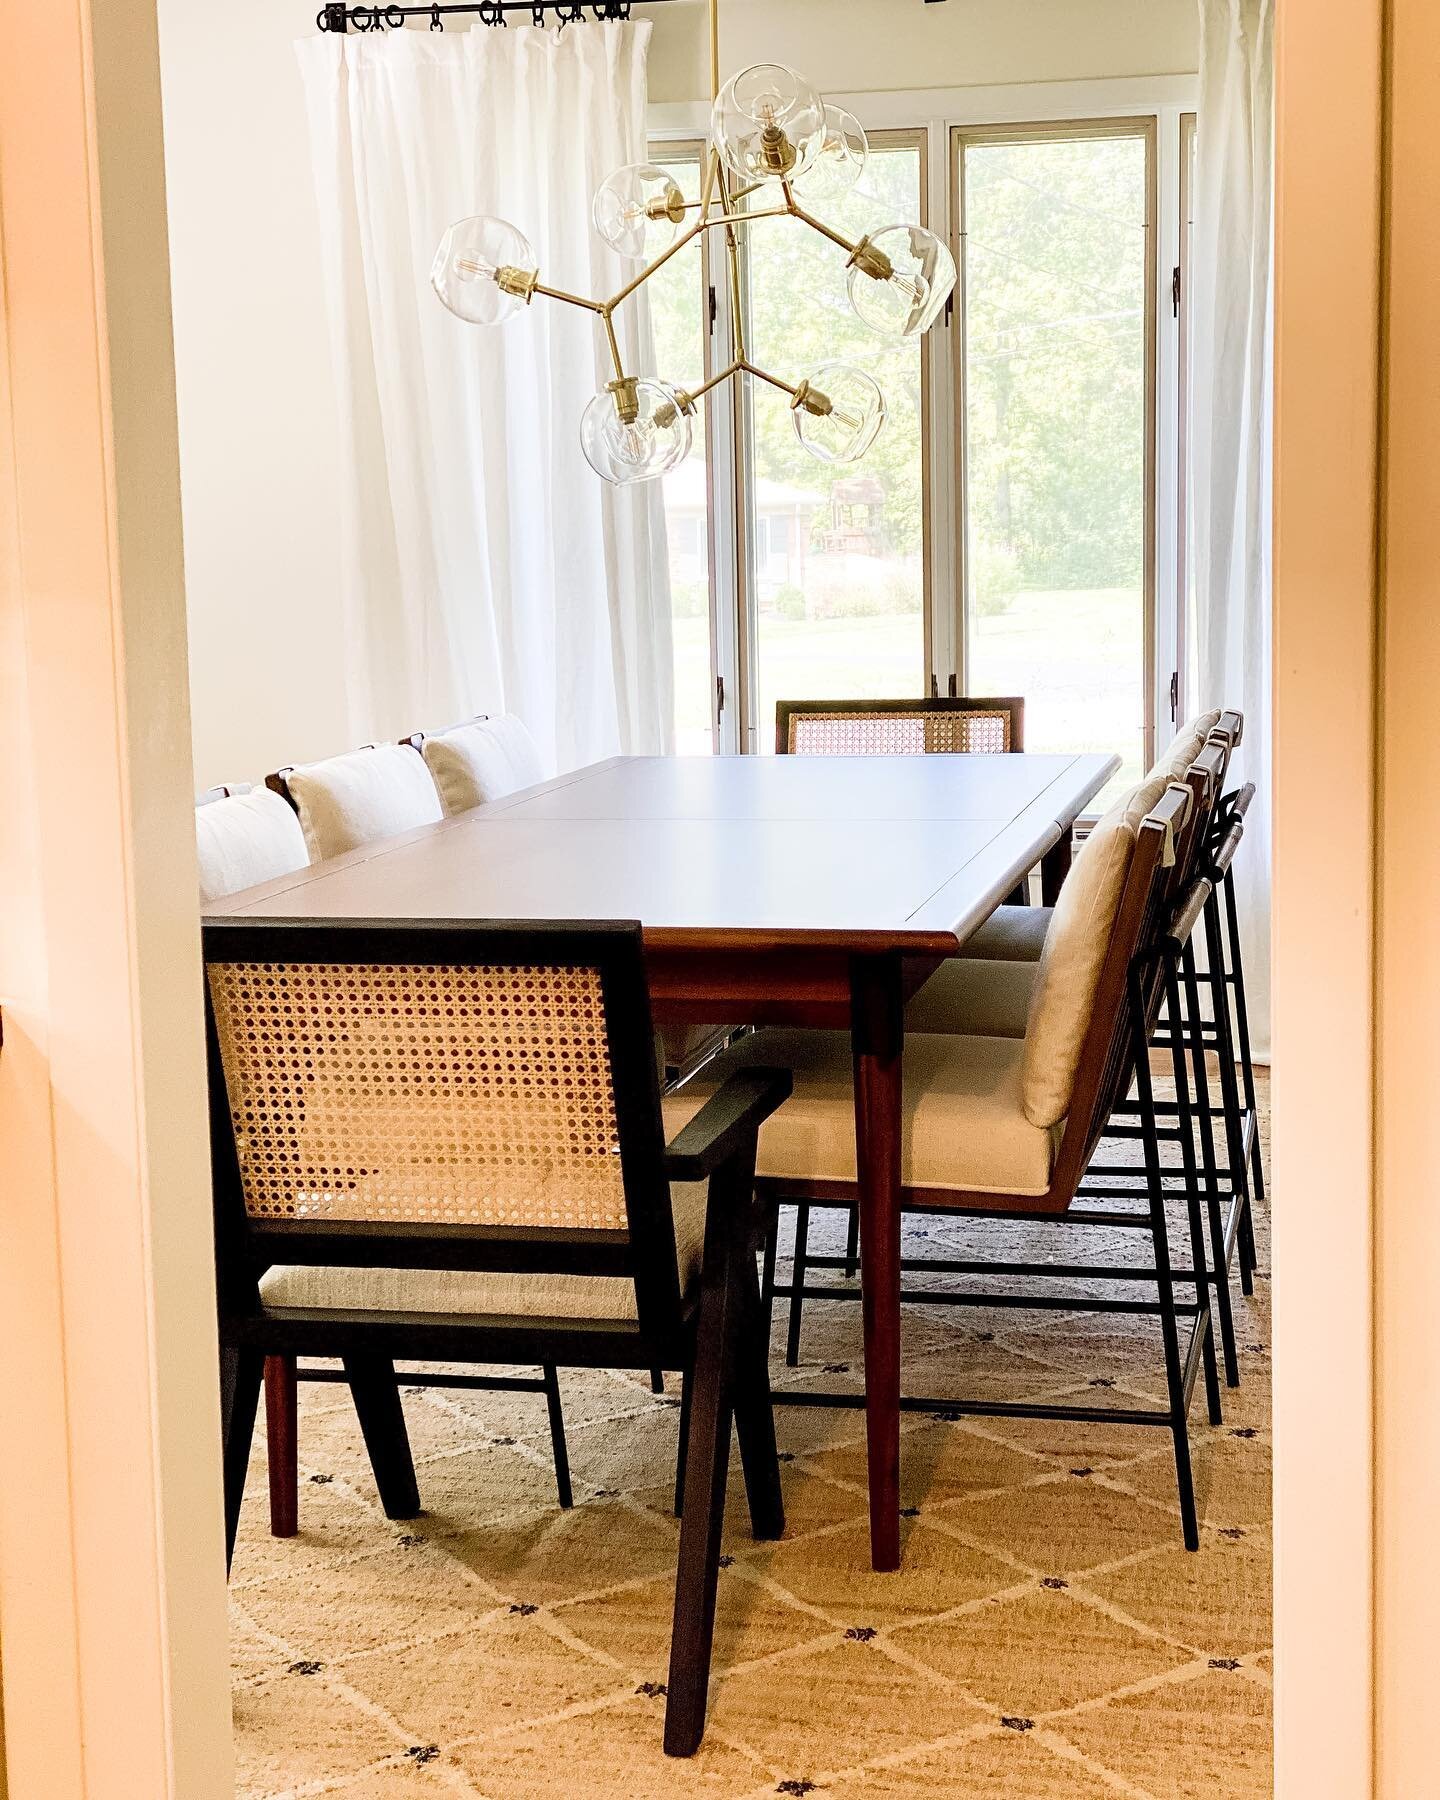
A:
384,3,405,25
430,2,443,26
479,0,504,23
532,4,545,24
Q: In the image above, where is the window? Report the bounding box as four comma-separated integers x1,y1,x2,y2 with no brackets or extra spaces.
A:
955,122,1156,801
740,133,929,748
649,146,718,754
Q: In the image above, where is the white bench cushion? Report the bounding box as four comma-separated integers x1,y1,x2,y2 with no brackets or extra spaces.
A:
285,744,443,862
196,788,309,904
957,904,1052,963
905,957,1037,1039
421,715,546,815
260,1175,709,1324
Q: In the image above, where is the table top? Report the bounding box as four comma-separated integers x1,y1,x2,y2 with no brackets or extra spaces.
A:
206,752,1118,954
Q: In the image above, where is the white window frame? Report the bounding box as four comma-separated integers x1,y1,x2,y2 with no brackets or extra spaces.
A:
649,75,1198,761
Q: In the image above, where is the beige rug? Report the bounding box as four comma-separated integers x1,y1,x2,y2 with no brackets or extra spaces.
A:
232,1082,1271,1799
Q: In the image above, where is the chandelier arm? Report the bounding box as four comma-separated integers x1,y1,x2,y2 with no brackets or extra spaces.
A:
712,160,749,364
531,280,607,313
787,200,864,258
702,202,790,229
741,359,800,400
603,209,708,313
679,358,743,408
601,310,628,383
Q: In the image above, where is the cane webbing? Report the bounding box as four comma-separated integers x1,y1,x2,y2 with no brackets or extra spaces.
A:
209,961,627,1231
787,708,1013,756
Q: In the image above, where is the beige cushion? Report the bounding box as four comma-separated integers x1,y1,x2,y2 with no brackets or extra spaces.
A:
285,744,443,861
196,788,309,904
260,1176,709,1324
421,715,546,816
671,1029,1058,1198
905,958,1037,1039
960,904,1052,964
1019,800,1137,1130
1147,710,1222,781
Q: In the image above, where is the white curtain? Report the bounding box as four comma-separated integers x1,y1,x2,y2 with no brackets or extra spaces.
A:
1191,0,1274,1058
296,22,674,772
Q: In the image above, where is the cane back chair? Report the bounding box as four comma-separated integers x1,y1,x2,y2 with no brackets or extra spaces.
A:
204,916,791,1757
775,694,1025,757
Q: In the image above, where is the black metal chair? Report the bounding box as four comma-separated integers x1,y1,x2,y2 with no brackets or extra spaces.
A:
205,915,791,1757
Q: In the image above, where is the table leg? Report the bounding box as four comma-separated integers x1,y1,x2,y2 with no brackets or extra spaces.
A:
1040,832,1073,906
850,953,904,1572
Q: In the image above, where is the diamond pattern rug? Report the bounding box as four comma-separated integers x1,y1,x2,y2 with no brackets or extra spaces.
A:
232,1081,1271,1798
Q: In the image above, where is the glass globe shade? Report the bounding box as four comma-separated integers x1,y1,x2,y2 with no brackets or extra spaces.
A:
593,163,687,261
431,215,537,326
791,362,886,465
846,223,957,339
580,379,693,485
793,104,869,201
711,63,826,186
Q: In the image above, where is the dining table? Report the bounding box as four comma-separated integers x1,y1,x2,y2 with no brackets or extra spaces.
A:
206,748,1118,1571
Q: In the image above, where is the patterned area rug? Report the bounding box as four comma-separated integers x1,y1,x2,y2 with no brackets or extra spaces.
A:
232,1082,1271,1798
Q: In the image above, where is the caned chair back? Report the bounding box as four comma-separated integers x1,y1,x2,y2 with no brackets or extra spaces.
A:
1047,783,1193,1198
776,695,1024,757
202,919,685,1342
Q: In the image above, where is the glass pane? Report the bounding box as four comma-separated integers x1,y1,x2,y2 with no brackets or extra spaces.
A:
742,143,927,749
649,152,715,753
962,133,1148,801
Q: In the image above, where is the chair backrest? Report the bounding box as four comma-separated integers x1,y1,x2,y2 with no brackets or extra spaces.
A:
196,784,310,905
776,695,1025,756
269,743,443,862
202,918,686,1343
1025,784,1191,1200
415,713,546,815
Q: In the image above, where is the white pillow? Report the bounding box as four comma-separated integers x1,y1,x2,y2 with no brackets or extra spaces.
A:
284,744,443,861
196,788,309,904
421,715,546,816
1147,709,1223,781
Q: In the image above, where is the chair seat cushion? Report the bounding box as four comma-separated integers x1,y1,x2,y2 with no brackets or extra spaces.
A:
905,958,1037,1039
196,788,309,904
672,1030,1059,1199
958,904,1052,963
421,715,546,815
259,1177,709,1324
286,744,444,862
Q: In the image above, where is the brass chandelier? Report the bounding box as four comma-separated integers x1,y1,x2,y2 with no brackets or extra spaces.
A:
430,0,956,484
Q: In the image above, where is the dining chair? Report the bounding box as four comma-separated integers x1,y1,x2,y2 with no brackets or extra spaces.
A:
775,693,1025,756
412,712,547,815
195,783,309,907
689,784,1223,1549
204,915,791,1757
268,742,443,861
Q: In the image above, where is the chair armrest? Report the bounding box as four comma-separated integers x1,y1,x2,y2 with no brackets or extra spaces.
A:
663,1067,792,1181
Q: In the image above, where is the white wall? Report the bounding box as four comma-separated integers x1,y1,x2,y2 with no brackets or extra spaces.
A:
160,0,1198,789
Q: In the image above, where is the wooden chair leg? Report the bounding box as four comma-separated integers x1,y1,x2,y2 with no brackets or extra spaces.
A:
221,1344,264,1574
674,1366,693,1518
264,1353,299,1538
342,1352,420,1519
542,1363,573,1509
650,1368,667,1394
843,1203,860,1280
665,1200,741,1757
732,1255,785,1542
759,1210,779,1344
784,1201,810,1368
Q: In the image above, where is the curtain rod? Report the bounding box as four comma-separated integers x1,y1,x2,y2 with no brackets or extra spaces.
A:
317,0,679,32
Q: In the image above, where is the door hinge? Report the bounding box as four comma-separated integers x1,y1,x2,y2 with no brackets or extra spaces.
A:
716,673,725,717
1169,668,1180,722
707,285,718,332
1172,265,1181,318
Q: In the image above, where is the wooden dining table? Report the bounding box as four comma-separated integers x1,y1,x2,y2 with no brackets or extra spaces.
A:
206,749,1117,1570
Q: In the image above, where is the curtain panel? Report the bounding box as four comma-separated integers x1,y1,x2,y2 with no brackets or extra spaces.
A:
297,22,674,773
1192,0,1275,1057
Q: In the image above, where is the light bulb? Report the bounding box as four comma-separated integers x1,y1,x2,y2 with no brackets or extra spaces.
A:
580,378,693,485
431,216,538,325
790,362,886,464
711,63,826,186
793,104,868,201
846,223,956,338
593,163,687,260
